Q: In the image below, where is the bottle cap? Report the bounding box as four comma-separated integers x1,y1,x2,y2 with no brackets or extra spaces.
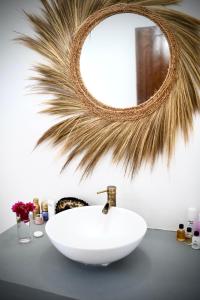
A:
194,231,199,236
41,201,48,211
33,198,39,203
179,224,184,229
186,227,192,232
187,207,197,221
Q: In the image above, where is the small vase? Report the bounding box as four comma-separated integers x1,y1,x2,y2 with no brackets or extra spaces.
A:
16,217,31,244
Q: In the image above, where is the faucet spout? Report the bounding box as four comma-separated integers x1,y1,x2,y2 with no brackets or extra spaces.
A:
102,202,109,214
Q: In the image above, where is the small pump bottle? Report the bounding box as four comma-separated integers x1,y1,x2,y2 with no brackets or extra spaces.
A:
192,231,200,250
33,198,40,220
185,227,192,245
176,224,185,242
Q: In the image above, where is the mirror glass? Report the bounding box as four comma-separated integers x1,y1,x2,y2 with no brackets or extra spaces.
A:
80,13,170,108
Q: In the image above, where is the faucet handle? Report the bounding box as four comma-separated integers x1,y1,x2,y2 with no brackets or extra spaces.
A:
97,190,107,194
97,186,116,195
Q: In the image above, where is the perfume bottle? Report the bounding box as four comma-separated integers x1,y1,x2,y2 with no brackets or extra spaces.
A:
176,224,185,242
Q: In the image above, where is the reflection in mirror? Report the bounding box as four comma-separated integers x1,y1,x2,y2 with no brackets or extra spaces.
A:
80,13,170,108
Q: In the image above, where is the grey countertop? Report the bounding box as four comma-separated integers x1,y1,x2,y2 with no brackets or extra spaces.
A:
0,222,199,300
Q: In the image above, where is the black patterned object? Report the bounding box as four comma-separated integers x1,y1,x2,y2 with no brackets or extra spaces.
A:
55,197,88,214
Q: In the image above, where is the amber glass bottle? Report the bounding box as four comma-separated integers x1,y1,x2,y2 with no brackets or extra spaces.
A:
33,198,40,220
176,224,185,242
185,227,192,245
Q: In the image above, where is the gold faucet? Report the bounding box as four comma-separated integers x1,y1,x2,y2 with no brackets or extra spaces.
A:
97,186,116,214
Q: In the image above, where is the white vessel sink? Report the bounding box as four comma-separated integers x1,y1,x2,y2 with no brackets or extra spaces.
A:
45,205,147,266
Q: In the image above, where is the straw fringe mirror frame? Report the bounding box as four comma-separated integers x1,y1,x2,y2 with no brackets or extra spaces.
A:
18,0,200,179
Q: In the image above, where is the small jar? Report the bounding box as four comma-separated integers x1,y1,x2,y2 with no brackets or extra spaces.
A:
34,214,44,225
192,231,200,249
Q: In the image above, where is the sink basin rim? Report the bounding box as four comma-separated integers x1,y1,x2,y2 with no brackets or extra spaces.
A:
45,205,147,251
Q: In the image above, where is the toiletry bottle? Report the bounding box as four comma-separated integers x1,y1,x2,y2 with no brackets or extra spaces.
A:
187,207,197,232
33,198,40,220
176,224,185,242
185,227,192,245
41,201,49,221
192,231,200,249
47,199,56,219
34,214,44,225
194,213,200,232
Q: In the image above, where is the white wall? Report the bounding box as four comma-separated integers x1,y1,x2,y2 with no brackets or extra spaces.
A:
0,0,200,233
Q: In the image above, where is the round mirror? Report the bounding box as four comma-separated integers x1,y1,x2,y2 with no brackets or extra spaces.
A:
80,13,170,108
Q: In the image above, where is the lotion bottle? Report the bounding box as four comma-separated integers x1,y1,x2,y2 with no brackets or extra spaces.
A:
194,213,200,232
192,231,200,249
41,201,49,221
187,207,197,232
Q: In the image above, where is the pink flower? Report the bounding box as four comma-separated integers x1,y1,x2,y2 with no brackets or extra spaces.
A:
11,201,35,222
25,202,35,212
